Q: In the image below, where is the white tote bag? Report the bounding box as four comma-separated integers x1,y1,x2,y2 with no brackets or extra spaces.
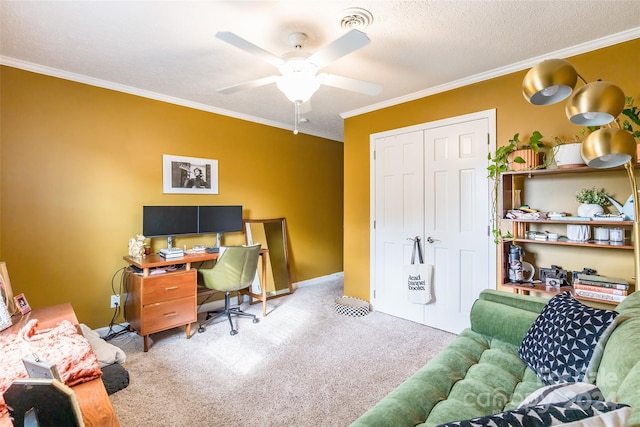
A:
404,237,434,304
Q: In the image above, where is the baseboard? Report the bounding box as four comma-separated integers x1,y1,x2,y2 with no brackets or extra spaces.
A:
295,271,344,288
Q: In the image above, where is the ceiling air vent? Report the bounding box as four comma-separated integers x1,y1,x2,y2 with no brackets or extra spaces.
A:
339,8,373,30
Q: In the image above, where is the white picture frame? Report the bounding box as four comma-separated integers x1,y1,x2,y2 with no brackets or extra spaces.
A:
162,154,218,194
14,293,31,315
4,378,84,427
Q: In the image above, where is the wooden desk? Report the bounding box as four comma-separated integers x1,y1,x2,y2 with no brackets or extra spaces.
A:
0,303,120,427
123,249,268,351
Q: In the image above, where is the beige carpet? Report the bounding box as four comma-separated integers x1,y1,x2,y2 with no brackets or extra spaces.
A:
108,274,455,426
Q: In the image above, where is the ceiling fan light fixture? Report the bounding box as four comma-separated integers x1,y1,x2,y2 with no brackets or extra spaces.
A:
276,74,321,103
339,8,373,30
278,56,317,75
215,27,381,134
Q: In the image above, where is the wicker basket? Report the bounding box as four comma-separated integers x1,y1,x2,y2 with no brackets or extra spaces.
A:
335,296,370,317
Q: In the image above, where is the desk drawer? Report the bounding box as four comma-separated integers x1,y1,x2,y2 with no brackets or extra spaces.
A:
141,296,196,335
141,270,196,305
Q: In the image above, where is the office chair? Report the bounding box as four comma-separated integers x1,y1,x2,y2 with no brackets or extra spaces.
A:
197,244,261,336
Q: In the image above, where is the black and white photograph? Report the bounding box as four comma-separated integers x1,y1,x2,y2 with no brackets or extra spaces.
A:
162,154,218,194
14,293,31,315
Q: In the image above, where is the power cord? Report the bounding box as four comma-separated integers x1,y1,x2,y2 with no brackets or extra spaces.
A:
104,267,129,341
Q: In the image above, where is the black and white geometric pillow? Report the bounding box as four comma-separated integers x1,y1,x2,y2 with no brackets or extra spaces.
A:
518,291,619,385
517,383,602,408
435,400,631,427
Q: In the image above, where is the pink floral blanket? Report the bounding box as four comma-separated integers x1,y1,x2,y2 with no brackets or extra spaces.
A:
0,319,102,416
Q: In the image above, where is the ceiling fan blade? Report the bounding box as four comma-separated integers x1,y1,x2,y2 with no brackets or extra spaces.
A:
309,29,371,68
319,73,383,96
217,75,279,94
215,31,284,68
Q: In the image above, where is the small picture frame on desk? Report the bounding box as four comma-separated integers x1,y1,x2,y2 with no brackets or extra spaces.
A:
14,293,32,315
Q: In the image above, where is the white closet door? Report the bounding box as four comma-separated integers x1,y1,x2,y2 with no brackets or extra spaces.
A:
422,118,491,333
371,112,494,334
372,130,425,323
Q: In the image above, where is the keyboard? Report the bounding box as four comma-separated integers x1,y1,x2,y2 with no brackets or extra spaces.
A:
205,247,219,253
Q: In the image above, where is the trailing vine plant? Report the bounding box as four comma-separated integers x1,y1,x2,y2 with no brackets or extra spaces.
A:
621,96,640,141
487,131,544,244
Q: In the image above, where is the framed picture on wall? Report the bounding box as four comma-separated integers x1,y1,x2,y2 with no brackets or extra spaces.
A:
162,154,219,194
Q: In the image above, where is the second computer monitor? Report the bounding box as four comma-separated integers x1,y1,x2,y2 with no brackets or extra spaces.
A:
198,205,243,235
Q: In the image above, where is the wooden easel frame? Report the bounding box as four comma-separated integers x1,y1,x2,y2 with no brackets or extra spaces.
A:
0,261,17,315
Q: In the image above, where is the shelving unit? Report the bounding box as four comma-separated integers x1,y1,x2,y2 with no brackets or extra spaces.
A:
498,165,636,305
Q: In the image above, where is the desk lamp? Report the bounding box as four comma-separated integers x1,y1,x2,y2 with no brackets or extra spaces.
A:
522,58,639,285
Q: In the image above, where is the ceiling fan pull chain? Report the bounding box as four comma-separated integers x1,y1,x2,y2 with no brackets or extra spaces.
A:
293,101,300,135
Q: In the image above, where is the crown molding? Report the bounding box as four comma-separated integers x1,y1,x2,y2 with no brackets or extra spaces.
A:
341,27,640,119
0,56,333,141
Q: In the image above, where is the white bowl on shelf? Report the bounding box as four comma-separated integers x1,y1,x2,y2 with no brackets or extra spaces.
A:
567,224,590,241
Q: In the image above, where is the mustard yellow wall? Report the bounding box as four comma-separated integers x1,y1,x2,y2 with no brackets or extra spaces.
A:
0,66,344,328
344,38,640,302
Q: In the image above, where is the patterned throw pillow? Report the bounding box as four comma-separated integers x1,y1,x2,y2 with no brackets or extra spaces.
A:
517,383,602,408
518,291,619,385
435,400,630,427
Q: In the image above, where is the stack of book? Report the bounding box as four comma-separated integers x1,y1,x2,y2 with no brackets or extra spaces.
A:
159,247,185,260
574,274,629,303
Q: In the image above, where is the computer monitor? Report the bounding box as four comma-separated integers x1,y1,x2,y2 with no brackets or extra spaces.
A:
198,205,243,248
142,206,199,248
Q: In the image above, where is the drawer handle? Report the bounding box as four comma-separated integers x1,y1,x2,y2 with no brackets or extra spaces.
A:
164,286,179,291
163,312,178,317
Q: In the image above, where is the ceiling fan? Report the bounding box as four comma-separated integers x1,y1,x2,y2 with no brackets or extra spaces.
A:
215,29,383,134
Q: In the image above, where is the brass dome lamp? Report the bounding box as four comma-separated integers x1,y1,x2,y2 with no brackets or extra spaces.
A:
582,128,639,284
522,59,626,126
523,58,639,287
522,59,579,105
566,81,626,126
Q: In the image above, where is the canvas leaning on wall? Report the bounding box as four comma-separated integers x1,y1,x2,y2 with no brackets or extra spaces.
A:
162,154,219,194
0,262,16,331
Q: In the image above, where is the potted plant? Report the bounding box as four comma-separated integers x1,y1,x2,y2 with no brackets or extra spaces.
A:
507,131,545,171
575,187,610,217
549,134,586,169
487,131,544,243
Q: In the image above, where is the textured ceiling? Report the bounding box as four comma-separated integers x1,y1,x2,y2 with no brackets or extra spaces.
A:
1,1,639,142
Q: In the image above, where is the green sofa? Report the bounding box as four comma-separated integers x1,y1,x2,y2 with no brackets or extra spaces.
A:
351,289,640,427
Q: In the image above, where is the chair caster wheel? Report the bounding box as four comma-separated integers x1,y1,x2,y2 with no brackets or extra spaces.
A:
198,327,205,333
230,330,238,336
253,318,259,324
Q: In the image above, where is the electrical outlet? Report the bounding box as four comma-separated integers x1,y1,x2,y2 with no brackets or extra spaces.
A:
110,294,120,308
